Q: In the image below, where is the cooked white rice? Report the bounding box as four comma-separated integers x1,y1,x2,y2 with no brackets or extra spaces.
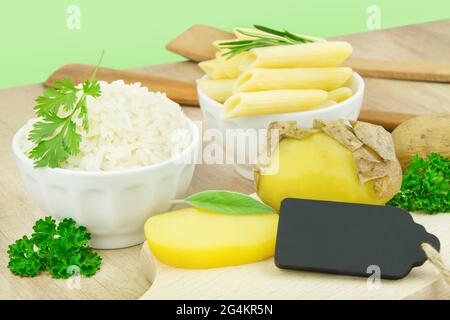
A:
21,80,192,171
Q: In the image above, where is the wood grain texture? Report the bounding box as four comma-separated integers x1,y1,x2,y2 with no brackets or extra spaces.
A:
0,21,449,299
47,62,416,130
47,64,199,106
331,20,450,115
166,24,234,62
343,58,450,83
166,21,450,83
139,209,450,300
358,110,415,131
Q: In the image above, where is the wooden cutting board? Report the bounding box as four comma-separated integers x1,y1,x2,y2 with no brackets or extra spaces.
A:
166,24,450,83
0,20,449,299
139,210,450,300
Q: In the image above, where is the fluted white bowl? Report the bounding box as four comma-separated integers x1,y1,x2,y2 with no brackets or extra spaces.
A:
12,118,199,249
198,72,365,179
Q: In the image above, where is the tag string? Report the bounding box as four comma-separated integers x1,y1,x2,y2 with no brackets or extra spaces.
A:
421,243,450,285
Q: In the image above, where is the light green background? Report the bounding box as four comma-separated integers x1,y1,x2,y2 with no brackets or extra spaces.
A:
1,0,449,89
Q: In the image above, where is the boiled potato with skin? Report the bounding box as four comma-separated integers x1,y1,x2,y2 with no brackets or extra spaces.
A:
144,208,278,269
256,132,392,212
392,113,450,171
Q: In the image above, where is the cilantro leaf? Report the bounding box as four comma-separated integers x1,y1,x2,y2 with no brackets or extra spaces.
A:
28,128,70,168
28,51,104,168
28,114,65,144
82,80,101,97
388,153,449,214
34,84,79,117
63,121,82,156
7,216,102,279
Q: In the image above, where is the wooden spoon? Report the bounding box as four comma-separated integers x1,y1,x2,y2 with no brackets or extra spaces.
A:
165,25,450,83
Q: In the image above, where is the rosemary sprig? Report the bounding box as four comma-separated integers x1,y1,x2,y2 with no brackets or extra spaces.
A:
218,25,316,59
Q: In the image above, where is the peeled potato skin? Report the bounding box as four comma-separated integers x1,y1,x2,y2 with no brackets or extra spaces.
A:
256,133,392,212
392,113,450,171
144,208,278,269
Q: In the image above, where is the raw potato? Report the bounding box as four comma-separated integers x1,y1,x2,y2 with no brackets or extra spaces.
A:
392,113,450,170
144,208,278,269
255,120,402,212
256,134,388,212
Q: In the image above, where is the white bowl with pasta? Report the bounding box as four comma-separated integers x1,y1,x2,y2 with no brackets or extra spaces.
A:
12,83,200,249
198,72,364,180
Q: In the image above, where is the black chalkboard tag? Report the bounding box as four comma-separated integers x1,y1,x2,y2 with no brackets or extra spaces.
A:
275,198,440,280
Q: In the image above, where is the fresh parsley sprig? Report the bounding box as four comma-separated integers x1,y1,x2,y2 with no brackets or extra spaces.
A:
28,52,104,168
388,153,449,214
7,216,102,278
218,25,316,59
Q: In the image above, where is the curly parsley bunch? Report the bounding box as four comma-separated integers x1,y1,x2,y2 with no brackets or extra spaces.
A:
388,153,449,214
8,217,101,278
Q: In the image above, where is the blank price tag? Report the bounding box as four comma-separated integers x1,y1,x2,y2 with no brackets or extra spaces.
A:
275,198,440,279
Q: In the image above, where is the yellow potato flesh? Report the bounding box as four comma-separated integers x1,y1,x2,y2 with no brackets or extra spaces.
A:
144,208,278,269
257,133,390,212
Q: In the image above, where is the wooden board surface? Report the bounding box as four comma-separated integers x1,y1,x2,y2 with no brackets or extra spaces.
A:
1,20,449,299
331,20,450,115
139,208,450,300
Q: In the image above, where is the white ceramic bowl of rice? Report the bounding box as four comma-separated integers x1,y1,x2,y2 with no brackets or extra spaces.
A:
12,81,200,249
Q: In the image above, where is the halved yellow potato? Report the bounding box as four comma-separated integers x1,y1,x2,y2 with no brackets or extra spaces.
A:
144,208,278,269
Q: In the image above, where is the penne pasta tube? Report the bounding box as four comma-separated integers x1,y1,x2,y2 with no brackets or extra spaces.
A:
197,79,236,103
198,59,228,80
221,89,328,119
319,100,338,108
215,52,247,78
327,87,353,103
235,67,353,92
239,41,353,70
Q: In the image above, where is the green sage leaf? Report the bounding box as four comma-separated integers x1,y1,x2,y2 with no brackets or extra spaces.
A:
173,190,275,214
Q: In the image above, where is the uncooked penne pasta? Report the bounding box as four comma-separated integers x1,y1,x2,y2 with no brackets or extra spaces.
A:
319,100,337,108
239,41,352,70
328,87,353,103
197,79,235,103
235,67,353,92
221,90,328,119
198,59,228,80
215,52,247,78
